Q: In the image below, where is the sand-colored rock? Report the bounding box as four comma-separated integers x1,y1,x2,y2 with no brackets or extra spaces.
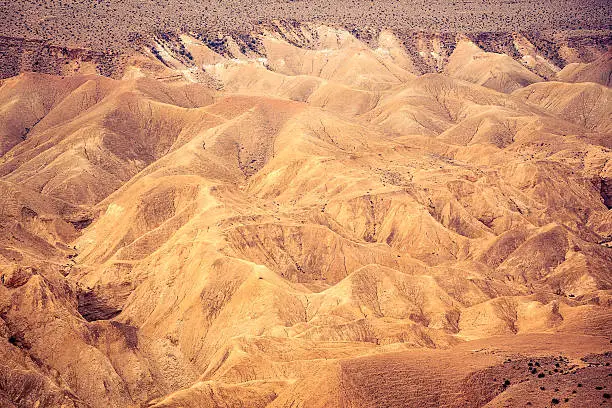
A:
0,20,611,408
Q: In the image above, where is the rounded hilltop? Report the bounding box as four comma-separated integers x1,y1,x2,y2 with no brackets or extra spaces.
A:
0,3,611,408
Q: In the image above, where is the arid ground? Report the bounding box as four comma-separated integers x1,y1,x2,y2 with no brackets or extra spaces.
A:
0,1,611,407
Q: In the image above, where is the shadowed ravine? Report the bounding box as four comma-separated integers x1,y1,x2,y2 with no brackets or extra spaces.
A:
0,4,611,407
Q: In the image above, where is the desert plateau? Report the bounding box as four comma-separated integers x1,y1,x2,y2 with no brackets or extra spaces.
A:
0,1,611,407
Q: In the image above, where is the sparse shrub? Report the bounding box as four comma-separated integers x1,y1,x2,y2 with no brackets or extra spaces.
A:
551,398,560,404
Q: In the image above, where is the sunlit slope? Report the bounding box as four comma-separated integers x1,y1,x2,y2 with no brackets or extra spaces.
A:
0,24,611,408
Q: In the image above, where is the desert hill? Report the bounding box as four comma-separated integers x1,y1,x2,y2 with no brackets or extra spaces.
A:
0,19,611,408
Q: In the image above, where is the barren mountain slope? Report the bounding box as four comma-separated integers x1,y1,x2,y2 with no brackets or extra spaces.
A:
0,21,611,408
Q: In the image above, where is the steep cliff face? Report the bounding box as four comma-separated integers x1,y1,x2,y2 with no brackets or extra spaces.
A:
2,23,610,82
0,36,128,80
2,0,610,50
0,19,611,408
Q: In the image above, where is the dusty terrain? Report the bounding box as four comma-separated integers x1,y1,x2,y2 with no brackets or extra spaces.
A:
0,6,611,408
2,0,610,51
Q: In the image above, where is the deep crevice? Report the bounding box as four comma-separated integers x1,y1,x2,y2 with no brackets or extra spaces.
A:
78,290,122,322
